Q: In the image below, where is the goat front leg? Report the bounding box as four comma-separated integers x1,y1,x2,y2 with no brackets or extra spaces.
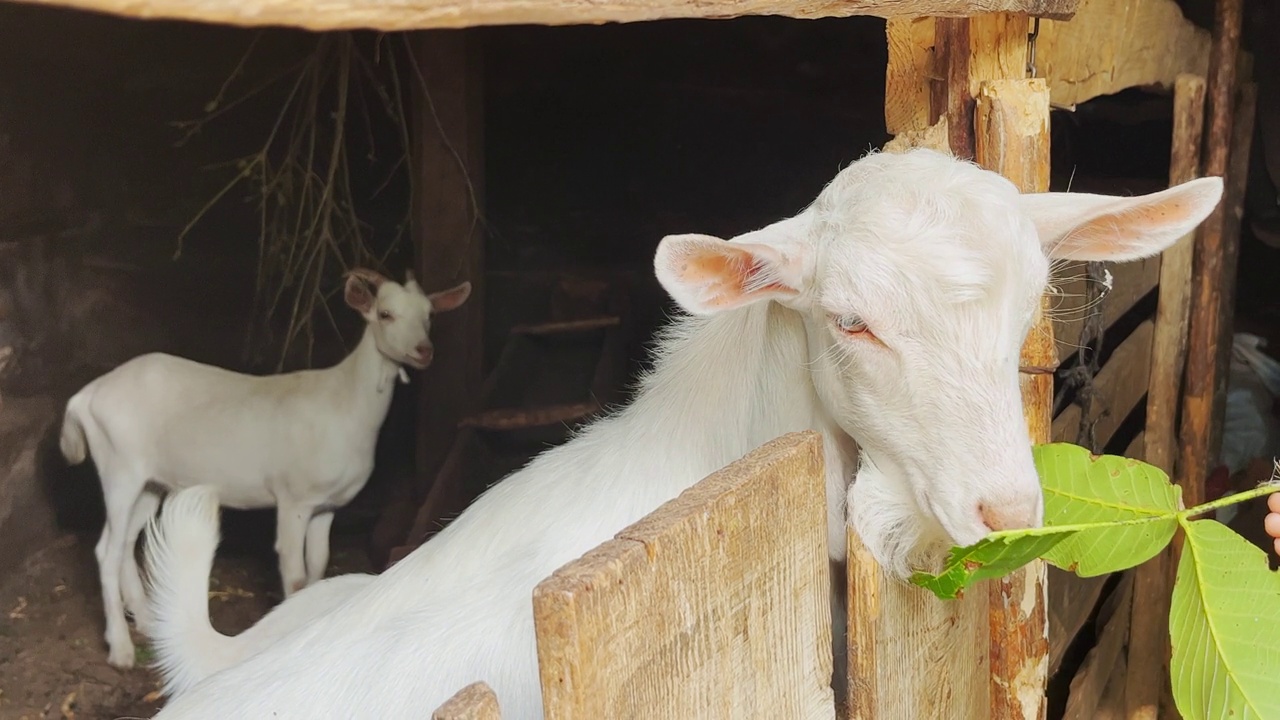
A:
304,510,335,586
275,503,313,598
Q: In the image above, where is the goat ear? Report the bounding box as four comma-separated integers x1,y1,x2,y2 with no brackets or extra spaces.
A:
1020,176,1224,262
428,281,472,313
344,274,377,314
655,233,808,316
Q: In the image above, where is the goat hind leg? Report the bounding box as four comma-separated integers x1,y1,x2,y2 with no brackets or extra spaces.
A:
120,489,162,633
304,510,334,586
97,483,142,668
275,503,312,597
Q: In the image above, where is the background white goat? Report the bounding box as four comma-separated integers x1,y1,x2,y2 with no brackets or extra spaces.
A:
148,149,1222,719
59,267,470,668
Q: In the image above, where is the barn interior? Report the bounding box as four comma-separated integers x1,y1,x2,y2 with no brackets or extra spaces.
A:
0,0,1275,716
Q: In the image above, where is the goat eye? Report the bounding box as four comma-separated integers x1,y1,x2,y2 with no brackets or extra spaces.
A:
834,314,868,335
378,310,393,321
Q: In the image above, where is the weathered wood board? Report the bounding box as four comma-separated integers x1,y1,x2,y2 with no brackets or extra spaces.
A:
432,682,503,720
533,432,835,720
6,0,1080,34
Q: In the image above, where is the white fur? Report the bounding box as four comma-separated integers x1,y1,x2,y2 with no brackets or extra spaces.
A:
143,485,375,696
149,149,1222,719
59,268,469,668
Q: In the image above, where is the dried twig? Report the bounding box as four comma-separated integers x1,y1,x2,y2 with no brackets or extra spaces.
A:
174,33,414,370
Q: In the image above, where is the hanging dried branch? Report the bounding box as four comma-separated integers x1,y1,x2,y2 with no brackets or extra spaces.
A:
174,31,413,371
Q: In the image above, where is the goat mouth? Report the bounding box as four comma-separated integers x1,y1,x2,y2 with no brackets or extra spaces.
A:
404,355,431,370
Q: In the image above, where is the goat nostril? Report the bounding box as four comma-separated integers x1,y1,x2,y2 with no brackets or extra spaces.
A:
979,501,1037,533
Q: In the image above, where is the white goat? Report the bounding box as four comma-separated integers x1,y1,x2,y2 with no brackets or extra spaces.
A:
59,267,470,668
148,149,1222,719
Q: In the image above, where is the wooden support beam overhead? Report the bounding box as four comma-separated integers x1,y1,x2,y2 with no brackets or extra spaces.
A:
887,0,1211,138
1034,0,1211,109
4,0,1081,33
975,77,1052,720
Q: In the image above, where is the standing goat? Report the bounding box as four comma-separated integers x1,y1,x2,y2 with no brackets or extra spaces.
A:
60,268,470,668
148,149,1222,719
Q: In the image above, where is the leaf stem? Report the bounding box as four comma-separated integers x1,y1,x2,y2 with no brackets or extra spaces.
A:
1180,482,1280,519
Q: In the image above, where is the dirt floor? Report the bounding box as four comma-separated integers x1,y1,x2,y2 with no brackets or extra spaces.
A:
0,529,371,720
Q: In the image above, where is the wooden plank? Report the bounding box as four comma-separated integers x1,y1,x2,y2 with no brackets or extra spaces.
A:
889,14,1028,147
371,29,486,568
1062,574,1133,720
976,78,1052,720
432,682,502,720
1125,72,1206,720
1178,0,1244,516
936,14,1030,156
1046,570,1108,676
846,526,990,719
1050,256,1160,355
885,17,936,137
1051,320,1154,449
412,30,487,493
4,0,1082,32
1036,0,1212,109
533,432,834,720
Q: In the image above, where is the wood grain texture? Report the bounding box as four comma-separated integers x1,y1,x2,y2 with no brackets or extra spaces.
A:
533,432,835,720
432,682,502,720
1124,72,1206,720
1062,575,1133,720
1035,0,1211,109
1046,569,1108,675
976,78,1051,720
1178,0,1243,516
4,0,1081,32
846,525,991,720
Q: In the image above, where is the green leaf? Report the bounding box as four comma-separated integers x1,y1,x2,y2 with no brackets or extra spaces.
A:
1034,443,1181,576
910,525,1075,599
1170,518,1280,720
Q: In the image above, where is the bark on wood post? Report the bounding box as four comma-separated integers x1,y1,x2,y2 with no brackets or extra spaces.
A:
1124,72,1206,720
1177,0,1243,517
975,78,1053,720
372,29,485,566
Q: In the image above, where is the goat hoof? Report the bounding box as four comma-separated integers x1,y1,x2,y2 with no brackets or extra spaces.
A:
107,644,136,669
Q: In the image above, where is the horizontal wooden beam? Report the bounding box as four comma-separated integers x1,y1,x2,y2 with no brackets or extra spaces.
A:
5,0,1079,33
1035,0,1210,109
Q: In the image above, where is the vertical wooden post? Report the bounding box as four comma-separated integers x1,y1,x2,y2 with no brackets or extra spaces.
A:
1177,0,1243,514
853,16,1048,720
373,29,486,566
975,78,1053,720
1125,73,1206,720
411,29,485,484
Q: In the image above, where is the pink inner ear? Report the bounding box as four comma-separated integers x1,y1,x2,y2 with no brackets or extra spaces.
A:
344,279,375,313
1071,200,1194,254
678,244,792,308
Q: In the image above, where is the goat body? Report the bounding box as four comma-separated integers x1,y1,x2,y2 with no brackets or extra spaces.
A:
62,269,469,667
148,150,1222,719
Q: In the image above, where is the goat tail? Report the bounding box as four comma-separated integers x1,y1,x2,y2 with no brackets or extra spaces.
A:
59,393,89,465
144,485,238,699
